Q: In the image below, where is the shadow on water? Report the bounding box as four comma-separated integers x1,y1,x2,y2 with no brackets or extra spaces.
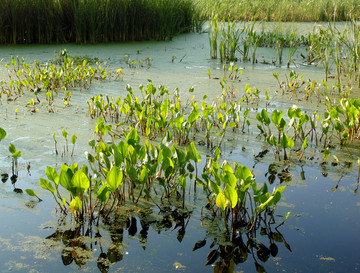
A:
45,204,192,273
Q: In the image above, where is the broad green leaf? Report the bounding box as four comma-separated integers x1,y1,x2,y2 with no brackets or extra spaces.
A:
96,184,109,203
88,139,96,147
126,128,140,145
235,165,252,185
271,109,283,126
40,178,55,193
259,195,274,211
118,141,129,159
46,166,59,185
272,185,286,204
62,129,68,138
69,196,82,214
229,121,237,128
216,192,227,211
178,174,186,189
175,148,187,168
223,172,237,188
85,152,95,163
72,170,90,194
209,180,221,195
0,127,6,141
9,143,16,154
59,164,74,194
186,142,201,162
71,134,77,145
25,189,41,201
188,110,199,125
139,166,149,184
12,151,21,158
106,166,123,192
261,109,270,125
266,135,277,146
278,118,286,131
95,117,104,135
287,105,302,119
224,186,238,208
111,144,123,167
280,134,294,149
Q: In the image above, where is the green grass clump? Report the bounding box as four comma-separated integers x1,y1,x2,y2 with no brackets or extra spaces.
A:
194,0,360,21
0,0,200,44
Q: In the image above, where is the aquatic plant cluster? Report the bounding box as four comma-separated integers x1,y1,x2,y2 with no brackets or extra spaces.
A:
1,8,360,269
0,0,200,44
0,49,295,270
0,50,123,111
209,18,360,92
1,10,360,266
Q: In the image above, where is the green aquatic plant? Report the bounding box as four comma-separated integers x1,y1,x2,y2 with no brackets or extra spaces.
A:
9,143,21,176
256,109,271,138
3,50,114,104
71,134,77,157
38,123,203,224
62,129,69,154
0,127,6,141
209,8,219,59
287,30,299,68
198,152,287,234
273,70,305,96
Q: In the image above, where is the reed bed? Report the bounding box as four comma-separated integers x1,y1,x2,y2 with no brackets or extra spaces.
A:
194,0,360,21
0,0,200,44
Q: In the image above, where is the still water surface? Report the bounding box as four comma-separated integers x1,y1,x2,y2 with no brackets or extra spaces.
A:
0,25,359,272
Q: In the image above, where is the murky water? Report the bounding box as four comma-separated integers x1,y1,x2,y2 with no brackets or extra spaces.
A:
0,23,360,272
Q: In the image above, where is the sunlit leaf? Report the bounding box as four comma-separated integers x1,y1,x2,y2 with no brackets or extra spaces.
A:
72,170,90,194
9,143,16,154
216,192,227,210
186,142,201,162
106,166,123,192
46,166,59,185
71,134,77,145
40,178,55,193
69,196,82,214
224,185,238,208
0,127,6,141
59,164,74,194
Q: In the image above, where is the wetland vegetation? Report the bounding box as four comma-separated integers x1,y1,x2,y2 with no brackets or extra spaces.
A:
0,0,200,44
195,0,360,21
0,1,360,272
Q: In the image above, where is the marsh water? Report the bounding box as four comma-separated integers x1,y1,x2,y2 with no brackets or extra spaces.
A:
0,22,360,272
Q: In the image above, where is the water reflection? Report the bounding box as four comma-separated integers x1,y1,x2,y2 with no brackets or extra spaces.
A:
1,171,23,193
264,162,292,184
45,205,191,272
197,212,291,273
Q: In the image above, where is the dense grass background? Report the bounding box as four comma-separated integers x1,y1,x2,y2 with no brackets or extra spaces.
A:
194,0,360,21
0,0,200,44
1,0,359,44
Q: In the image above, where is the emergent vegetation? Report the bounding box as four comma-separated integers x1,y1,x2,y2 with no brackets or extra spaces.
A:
195,0,360,21
0,0,200,44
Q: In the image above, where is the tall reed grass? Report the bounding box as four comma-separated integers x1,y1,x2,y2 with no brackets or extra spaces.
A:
194,0,360,21
0,0,200,44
